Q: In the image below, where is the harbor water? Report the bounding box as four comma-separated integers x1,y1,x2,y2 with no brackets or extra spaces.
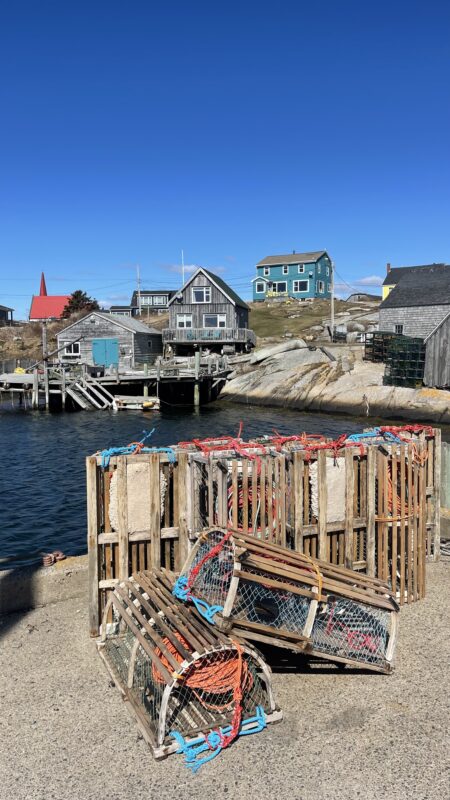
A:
0,400,443,568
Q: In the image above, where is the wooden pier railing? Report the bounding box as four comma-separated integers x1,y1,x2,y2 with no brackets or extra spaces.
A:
87,428,441,635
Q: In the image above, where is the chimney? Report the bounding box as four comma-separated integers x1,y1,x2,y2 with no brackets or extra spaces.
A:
39,272,48,296
386,262,391,275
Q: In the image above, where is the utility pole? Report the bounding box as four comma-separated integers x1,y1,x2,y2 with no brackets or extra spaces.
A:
181,249,185,286
330,260,335,342
42,322,49,410
137,264,141,316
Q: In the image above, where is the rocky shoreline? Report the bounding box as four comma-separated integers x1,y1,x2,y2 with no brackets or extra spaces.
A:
222,339,450,424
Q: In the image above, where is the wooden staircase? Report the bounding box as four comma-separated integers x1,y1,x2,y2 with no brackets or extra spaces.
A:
66,376,115,410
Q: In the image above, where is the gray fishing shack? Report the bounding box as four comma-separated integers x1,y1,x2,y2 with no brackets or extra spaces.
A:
56,312,162,370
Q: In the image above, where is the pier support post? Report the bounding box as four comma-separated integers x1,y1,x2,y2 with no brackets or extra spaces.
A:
194,381,200,408
143,363,148,397
43,362,50,410
32,368,39,409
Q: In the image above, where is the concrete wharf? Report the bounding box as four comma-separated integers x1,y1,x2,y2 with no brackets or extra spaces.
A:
0,353,231,410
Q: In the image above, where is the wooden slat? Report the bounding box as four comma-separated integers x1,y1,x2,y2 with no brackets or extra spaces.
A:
149,453,161,570
293,452,304,553
242,459,249,533
399,447,406,604
391,447,398,595
433,428,441,560
366,447,376,577
279,455,287,548
344,449,354,569
317,451,327,560
267,458,273,541
232,460,238,530
407,444,414,603
177,451,189,570
87,456,100,636
116,458,129,581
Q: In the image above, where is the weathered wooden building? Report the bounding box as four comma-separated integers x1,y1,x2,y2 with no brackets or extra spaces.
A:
379,263,450,338
163,267,255,354
424,311,450,388
0,304,14,326
57,312,162,370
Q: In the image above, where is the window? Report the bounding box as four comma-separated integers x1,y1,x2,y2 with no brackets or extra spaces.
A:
63,341,80,356
192,286,211,303
395,324,404,334
177,314,193,328
318,280,325,293
147,339,153,350
293,280,309,293
141,295,151,305
326,266,330,276
282,265,289,275
153,295,167,306
272,281,287,293
298,264,305,273
255,281,265,293
327,284,331,293
263,266,270,276
203,313,226,328
318,264,321,274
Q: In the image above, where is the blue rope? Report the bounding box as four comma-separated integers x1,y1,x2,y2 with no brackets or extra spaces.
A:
172,576,223,624
170,706,267,773
346,428,404,444
99,429,176,467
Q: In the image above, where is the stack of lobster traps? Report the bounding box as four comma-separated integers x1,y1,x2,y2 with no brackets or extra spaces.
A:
87,422,440,771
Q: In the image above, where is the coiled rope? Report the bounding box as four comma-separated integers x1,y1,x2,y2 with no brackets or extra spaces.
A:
152,632,251,749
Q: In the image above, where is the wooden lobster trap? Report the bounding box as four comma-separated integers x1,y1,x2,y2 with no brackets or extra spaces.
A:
175,529,399,674
97,568,282,768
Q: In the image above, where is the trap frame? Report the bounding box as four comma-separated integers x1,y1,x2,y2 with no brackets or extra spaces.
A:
97,568,282,762
177,528,399,674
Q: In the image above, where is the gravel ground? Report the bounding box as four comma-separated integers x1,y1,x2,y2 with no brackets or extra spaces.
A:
1,562,449,800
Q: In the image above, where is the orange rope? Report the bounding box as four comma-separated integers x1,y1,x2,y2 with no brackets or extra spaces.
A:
152,632,252,715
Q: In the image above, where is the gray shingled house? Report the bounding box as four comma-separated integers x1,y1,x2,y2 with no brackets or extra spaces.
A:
163,267,255,355
57,311,162,370
379,263,450,338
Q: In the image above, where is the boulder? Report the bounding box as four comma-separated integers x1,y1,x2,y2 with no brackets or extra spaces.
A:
249,339,306,364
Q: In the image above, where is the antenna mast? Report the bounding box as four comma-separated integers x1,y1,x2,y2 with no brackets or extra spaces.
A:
137,264,141,315
330,260,335,341
181,249,185,286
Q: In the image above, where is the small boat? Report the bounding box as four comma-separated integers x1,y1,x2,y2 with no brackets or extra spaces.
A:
112,395,160,412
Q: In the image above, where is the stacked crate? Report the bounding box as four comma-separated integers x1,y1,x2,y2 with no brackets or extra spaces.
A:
383,337,426,388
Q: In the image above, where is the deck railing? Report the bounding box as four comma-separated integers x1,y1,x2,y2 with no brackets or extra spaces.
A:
162,327,256,346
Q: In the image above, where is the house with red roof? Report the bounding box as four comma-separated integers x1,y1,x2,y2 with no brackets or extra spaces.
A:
29,273,70,321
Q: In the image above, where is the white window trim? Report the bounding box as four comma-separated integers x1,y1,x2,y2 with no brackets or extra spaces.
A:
293,279,309,293
63,341,80,356
272,281,287,293
326,266,329,276
203,313,227,328
298,264,305,273
255,281,265,293
153,295,167,305
263,266,270,276
318,280,325,293
282,265,289,275
191,286,211,304
176,313,193,328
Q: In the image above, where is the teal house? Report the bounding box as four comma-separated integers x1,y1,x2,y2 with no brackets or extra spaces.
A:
252,250,332,301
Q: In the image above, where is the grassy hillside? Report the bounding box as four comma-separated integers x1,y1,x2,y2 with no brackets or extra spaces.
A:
248,298,353,338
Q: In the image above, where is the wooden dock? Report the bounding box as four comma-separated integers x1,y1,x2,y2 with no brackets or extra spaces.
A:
0,354,231,410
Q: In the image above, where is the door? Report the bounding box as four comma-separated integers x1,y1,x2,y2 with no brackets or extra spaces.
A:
92,338,119,367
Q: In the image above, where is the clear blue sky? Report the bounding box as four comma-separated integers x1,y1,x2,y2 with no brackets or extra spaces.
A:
1,0,449,317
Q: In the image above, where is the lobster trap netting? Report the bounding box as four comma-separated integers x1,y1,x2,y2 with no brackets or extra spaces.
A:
311,596,391,669
97,568,281,760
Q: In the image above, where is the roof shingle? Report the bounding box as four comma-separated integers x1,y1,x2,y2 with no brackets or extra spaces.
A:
256,251,327,267
380,264,450,309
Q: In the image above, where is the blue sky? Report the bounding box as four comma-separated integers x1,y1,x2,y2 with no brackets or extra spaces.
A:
1,1,449,317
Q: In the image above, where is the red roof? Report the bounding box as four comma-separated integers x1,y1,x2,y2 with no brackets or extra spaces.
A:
29,295,70,320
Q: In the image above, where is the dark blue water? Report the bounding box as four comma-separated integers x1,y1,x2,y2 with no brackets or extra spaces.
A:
0,400,444,567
